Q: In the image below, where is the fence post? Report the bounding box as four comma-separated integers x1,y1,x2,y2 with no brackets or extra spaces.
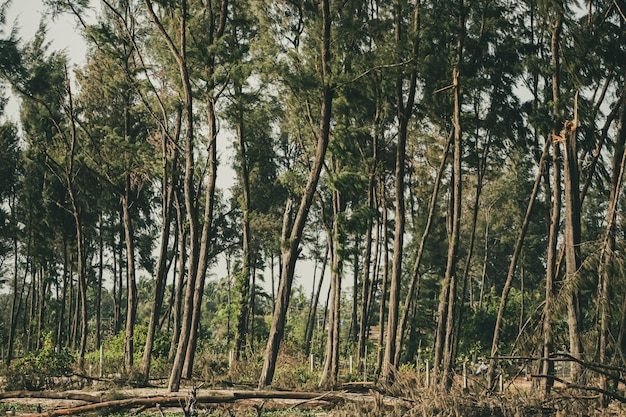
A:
99,345,104,378
463,362,468,389
425,361,430,387
363,345,368,382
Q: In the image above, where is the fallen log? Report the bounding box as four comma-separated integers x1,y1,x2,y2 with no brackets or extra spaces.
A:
0,391,101,403
18,390,348,417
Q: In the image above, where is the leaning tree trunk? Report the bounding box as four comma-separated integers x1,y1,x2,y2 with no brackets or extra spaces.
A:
395,131,451,366
433,71,463,391
486,139,550,389
258,0,333,389
598,100,626,404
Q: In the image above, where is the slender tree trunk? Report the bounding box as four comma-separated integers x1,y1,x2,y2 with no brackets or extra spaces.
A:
141,119,178,382
376,181,389,377
434,65,463,389
562,97,583,381
96,214,103,351
180,0,228,380
357,168,376,368
395,131,451,365
234,85,252,360
612,99,626,373
320,190,344,388
182,94,219,379
305,246,328,356
486,139,550,388
169,190,186,361
57,237,68,352
145,0,203,392
382,0,420,382
350,239,359,345
598,134,625,401
122,187,138,373
6,230,29,366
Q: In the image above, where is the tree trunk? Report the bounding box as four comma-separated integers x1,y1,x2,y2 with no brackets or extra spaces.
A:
376,181,390,377
144,0,203,392
95,214,104,351
382,0,420,382
395,131,451,365
486,139,550,388
320,190,344,389
305,246,328,356
6,227,28,366
141,118,178,382
182,94,219,379
258,0,333,388
598,103,625,401
562,98,583,382
357,167,376,368
434,66,463,389
122,187,138,373
234,85,252,360
169,190,186,361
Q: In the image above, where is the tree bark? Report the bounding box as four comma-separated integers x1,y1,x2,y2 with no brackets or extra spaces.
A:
234,82,252,360
258,0,333,389
598,100,625,402
375,181,389,377
562,103,583,382
141,118,179,382
395,130,451,366
382,0,420,382
320,189,344,388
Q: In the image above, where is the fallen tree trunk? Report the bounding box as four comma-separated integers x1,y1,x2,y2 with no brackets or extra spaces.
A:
0,391,101,403
17,390,348,417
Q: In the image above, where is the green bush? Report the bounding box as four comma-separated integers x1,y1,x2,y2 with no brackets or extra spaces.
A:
3,334,73,390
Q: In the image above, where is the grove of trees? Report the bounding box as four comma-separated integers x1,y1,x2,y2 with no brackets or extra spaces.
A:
0,0,625,402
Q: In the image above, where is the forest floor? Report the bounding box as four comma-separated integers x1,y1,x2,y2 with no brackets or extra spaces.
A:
2,377,626,416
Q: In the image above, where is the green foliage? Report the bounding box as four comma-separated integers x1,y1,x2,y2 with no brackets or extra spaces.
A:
3,334,73,390
84,325,170,377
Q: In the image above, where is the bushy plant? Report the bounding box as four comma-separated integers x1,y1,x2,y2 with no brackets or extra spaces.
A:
3,334,73,390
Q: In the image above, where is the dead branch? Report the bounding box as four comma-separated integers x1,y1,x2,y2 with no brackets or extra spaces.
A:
531,374,626,403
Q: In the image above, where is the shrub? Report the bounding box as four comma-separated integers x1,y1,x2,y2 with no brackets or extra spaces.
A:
3,334,73,390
